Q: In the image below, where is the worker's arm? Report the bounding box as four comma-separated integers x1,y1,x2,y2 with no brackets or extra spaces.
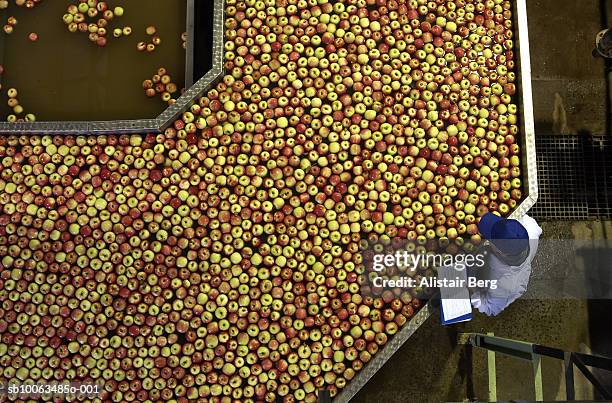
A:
471,291,520,317
471,260,531,316
470,295,509,317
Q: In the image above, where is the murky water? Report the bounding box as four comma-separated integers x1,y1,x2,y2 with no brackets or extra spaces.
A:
0,0,186,121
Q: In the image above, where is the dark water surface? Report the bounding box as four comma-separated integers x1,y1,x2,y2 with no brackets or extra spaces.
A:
0,0,186,121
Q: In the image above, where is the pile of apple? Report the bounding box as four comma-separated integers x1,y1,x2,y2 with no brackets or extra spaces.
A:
5,87,36,122
0,0,521,401
0,0,43,10
136,25,162,53
142,67,180,106
62,0,129,47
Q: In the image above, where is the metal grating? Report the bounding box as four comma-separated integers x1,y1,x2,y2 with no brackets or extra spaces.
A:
530,135,612,220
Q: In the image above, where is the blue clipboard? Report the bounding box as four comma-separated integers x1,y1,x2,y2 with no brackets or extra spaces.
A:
438,266,473,325
440,303,472,325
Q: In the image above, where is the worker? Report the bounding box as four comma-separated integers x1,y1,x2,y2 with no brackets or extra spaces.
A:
469,212,543,316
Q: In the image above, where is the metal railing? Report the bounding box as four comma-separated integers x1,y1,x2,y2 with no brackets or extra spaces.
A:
459,333,612,401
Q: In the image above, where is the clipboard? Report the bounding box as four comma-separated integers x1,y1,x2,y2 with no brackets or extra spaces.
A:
438,266,473,325
440,301,472,325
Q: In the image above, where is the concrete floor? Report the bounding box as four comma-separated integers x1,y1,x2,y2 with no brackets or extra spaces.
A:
529,0,612,135
352,1,612,401
353,222,612,402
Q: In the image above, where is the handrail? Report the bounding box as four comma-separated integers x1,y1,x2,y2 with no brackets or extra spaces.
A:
461,333,612,401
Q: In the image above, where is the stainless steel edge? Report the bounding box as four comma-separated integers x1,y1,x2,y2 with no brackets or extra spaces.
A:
0,0,226,136
157,0,225,131
185,0,196,88
510,0,539,219
0,121,88,134
333,302,435,403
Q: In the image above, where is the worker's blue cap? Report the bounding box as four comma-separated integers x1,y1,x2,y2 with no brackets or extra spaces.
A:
478,213,529,257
